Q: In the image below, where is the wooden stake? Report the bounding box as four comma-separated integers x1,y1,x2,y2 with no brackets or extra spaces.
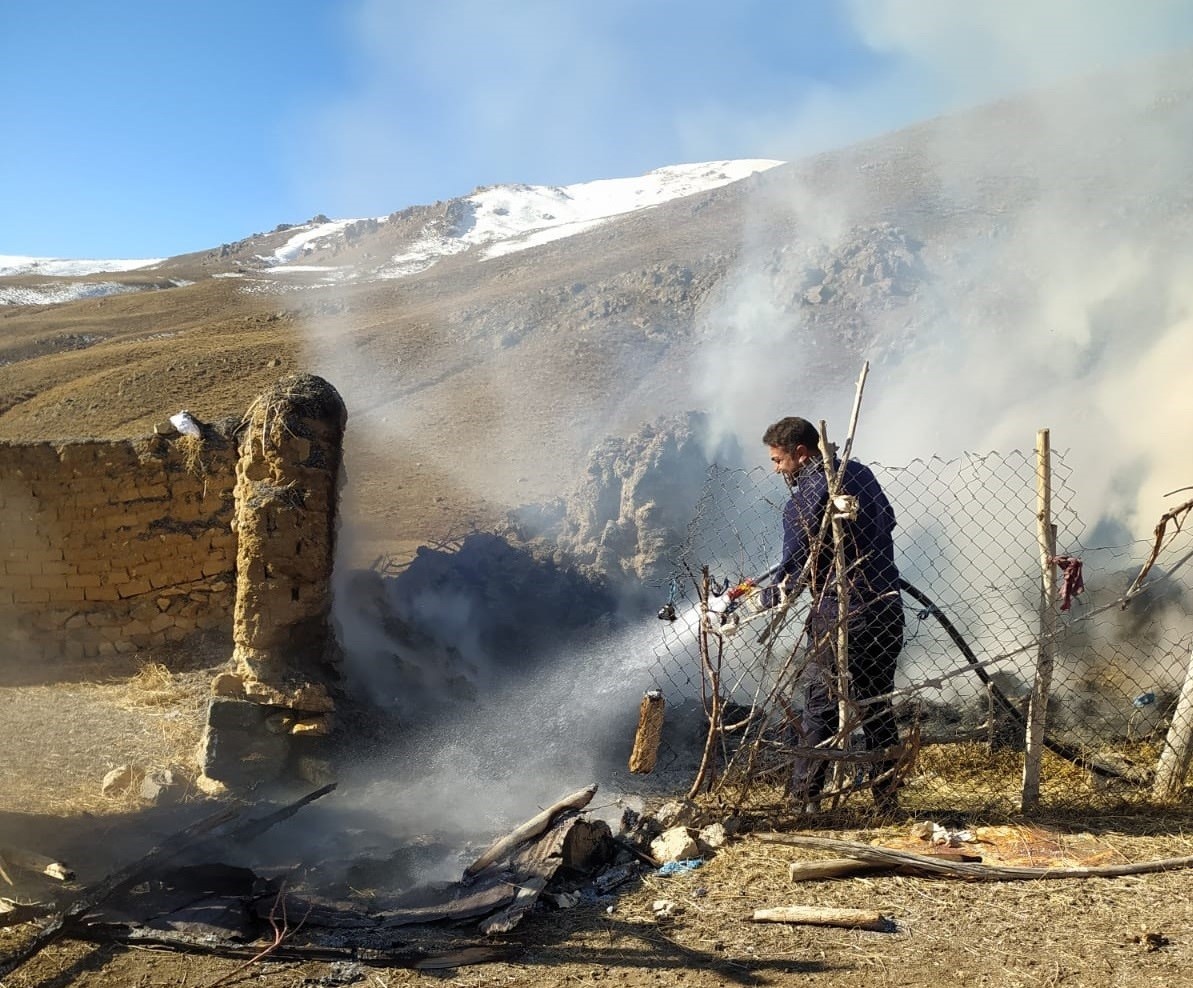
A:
688,566,723,799
819,420,853,786
1022,427,1056,812
1153,643,1193,800
628,690,666,774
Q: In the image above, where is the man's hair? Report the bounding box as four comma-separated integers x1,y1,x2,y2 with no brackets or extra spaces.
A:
762,416,820,453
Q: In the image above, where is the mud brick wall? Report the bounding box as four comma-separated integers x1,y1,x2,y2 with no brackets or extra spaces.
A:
0,430,239,666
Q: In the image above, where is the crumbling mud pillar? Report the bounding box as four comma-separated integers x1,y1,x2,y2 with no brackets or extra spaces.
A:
198,374,347,790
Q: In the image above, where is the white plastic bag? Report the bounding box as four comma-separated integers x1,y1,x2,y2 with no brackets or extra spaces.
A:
169,410,201,437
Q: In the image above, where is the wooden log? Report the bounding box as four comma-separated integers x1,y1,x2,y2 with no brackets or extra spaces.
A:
788,849,982,883
628,691,665,774
755,833,1193,881
788,859,887,882
923,849,983,863
752,905,892,931
463,784,597,878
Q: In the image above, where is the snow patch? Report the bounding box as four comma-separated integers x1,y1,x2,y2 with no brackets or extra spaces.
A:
0,282,147,306
259,220,381,267
0,255,162,277
377,159,783,278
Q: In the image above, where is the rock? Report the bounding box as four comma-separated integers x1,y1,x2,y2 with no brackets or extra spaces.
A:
650,827,700,864
290,715,333,736
211,672,246,697
101,764,140,795
206,697,272,731
194,774,228,797
264,712,295,734
652,899,683,920
910,820,937,840
139,768,177,803
241,680,335,713
655,799,699,829
294,756,336,787
698,822,728,852
196,720,289,787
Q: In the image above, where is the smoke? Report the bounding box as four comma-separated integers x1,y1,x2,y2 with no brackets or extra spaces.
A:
676,9,1193,746
695,9,1193,539
282,4,1193,853
845,0,1193,102
304,608,702,882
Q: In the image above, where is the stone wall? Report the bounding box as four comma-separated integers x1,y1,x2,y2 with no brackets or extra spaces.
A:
0,428,238,670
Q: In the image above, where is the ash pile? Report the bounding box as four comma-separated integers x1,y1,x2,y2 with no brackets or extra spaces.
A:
0,783,734,977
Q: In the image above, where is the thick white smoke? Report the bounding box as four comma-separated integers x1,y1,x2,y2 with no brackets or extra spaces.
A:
697,10,1193,538
301,4,1193,846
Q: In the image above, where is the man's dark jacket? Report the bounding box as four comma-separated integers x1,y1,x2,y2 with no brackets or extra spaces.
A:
775,456,900,614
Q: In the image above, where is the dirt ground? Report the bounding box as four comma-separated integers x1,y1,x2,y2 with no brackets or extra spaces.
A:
2,650,1192,988
3,259,1193,986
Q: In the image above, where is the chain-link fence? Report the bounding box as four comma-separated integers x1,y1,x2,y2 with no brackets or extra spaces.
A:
650,449,1193,813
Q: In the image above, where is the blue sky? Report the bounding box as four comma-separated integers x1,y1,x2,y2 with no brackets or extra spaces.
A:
4,0,1193,259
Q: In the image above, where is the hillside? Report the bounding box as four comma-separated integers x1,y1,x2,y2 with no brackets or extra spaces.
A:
2,51,1192,561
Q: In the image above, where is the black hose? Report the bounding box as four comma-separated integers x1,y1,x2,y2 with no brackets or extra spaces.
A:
898,578,1125,781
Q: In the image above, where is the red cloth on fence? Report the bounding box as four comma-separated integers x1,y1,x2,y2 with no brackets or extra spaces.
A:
1049,555,1085,611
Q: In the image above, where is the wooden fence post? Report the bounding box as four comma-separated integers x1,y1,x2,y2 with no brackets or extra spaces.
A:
1022,428,1056,811
1153,644,1193,800
819,361,869,793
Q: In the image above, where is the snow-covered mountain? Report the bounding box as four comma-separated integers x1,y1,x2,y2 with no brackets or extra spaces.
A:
0,160,783,305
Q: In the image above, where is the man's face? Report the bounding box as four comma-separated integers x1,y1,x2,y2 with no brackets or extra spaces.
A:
768,444,800,480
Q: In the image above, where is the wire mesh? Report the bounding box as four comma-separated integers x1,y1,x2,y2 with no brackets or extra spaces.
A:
649,450,1193,813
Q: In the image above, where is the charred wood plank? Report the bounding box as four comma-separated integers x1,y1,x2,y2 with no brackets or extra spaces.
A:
464,783,597,878
0,847,74,883
0,806,238,980
72,925,512,968
479,815,577,934
225,783,337,843
0,898,57,926
382,814,587,930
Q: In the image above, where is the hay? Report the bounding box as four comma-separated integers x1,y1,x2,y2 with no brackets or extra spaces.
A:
682,736,1191,829
0,664,211,819
121,662,178,706
177,432,209,479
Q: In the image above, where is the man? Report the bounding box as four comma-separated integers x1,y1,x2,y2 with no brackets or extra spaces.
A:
762,416,904,812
